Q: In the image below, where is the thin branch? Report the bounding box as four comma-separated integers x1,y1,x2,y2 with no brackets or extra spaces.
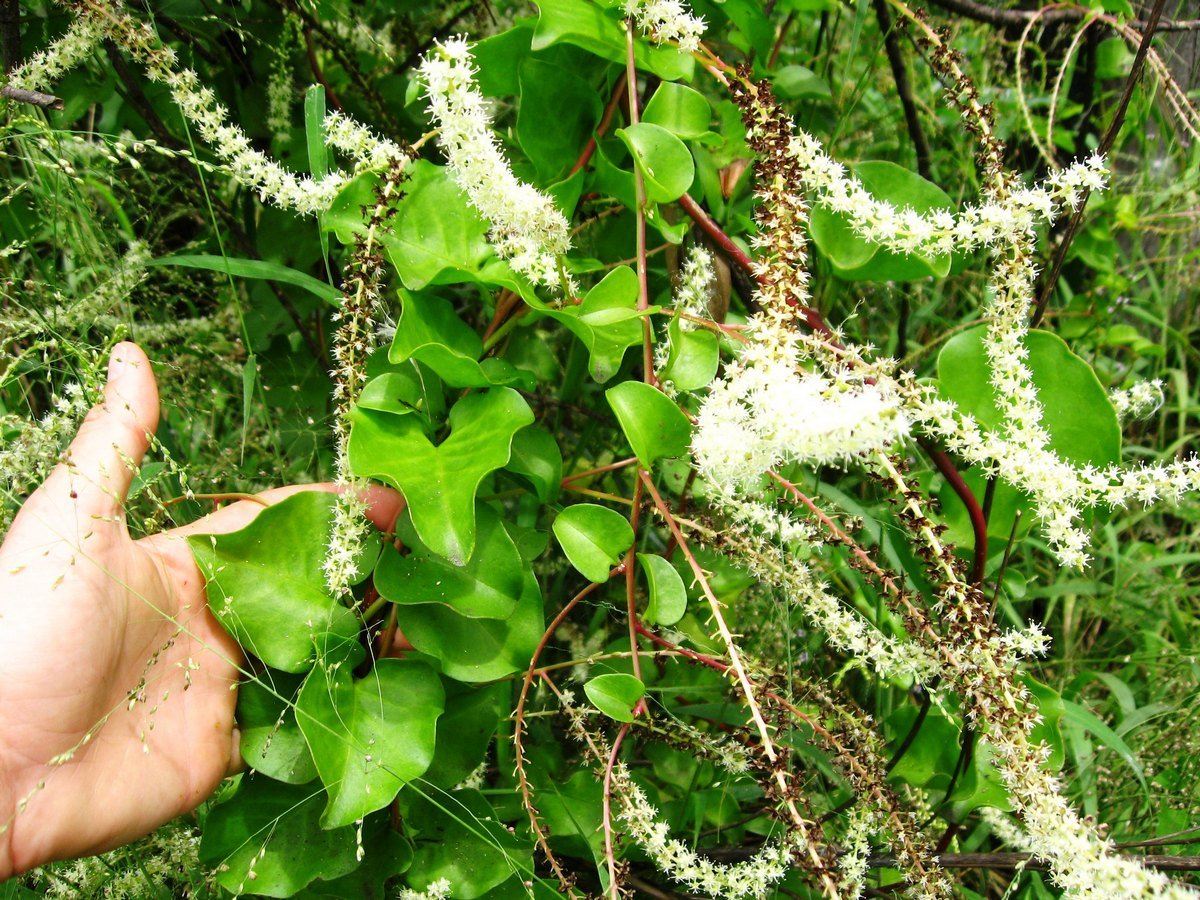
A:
0,85,63,109
872,0,932,181
1032,0,1170,327
924,0,1198,32
0,0,19,73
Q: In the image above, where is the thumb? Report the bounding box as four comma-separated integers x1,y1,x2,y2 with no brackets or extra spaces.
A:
52,342,161,518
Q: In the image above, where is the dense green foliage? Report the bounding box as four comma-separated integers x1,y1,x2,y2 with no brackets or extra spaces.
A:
2,0,1199,897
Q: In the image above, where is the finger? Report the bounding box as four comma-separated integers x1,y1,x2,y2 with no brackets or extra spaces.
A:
166,482,405,539
42,342,160,519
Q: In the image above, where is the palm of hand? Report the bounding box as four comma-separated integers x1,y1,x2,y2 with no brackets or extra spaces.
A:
0,344,244,876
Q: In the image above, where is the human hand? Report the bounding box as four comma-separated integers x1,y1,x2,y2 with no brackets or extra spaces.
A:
0,343,402,878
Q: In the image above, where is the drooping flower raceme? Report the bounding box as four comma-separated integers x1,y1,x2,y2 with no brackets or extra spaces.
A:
693,321,913,489
623,0,707,53
418,38,572,291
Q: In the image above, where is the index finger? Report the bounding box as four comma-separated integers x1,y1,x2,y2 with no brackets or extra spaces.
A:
164,482,405,540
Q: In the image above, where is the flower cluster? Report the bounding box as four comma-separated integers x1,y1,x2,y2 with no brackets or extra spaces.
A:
622,0,707,54
396,877,452,900
417,38,572,290
1111,379,1165,420
6,16,105,92
612,763,797,899
693,324,913,487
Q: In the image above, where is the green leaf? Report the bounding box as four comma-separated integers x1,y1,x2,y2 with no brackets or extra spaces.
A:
643,83,712,139
296,658,445,829
199,778,359,897
616,123,696,204
532,0,694,82
374,503,526,619
188,492,360,673
390,290,531,389
937,327,1121,468
506,425,563,503
422,682,507,788
809,161,953,281
535,265,646,382
638,552,688,625
772,65,832,100
146,255,341,304
403,789,530,898
584,673,645,723
304,85,328,179
517,59,602,182
659,316,719,392
238,676,317,784
606,380,693,466
553,503,634,582
348,388,534,564
393,570,544,683
328,163,538,303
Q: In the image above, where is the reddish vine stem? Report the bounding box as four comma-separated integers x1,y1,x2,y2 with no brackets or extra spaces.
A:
625,475,647,706
514,574,618,897
303,28,344,111
603,722,632,898
561,455,639,485
569,70,628,177
918,438,988,585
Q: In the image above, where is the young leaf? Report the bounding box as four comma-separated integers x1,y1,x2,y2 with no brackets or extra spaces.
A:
188,491,360,674
638,552,688,625
606,380,692,466
658,316,719,392
390,290,530,389
296,658,445,829
616,122,696,204
535,265,646,382
584,672,646,723
348,388,534,564
553,503,634,582
506,425,563,503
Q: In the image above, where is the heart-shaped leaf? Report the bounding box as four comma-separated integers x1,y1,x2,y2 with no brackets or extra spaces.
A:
390,290,530,389
553,503,634,582
638,552,688,625
188,492,361,673
584,673,646,723
296,658,444,829
348,388,534,564
606,380,693,466
199,778,359,897
374,503,526,619
393,570,545,682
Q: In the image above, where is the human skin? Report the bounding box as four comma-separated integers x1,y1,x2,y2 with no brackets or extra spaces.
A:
0,343,402,878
